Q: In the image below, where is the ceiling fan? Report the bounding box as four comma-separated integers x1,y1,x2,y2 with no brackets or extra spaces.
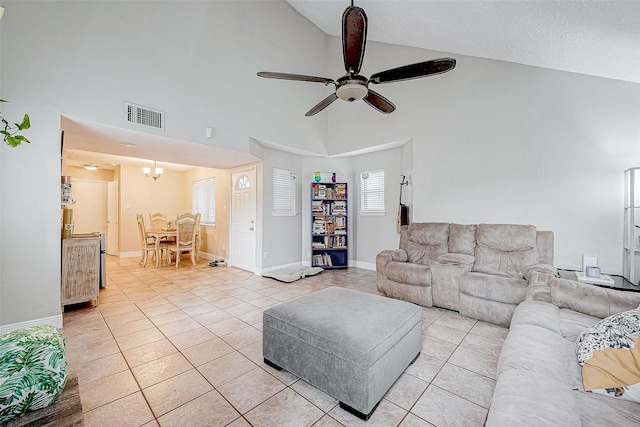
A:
257,1,456,116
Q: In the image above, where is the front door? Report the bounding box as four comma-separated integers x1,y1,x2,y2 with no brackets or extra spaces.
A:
230,168,257,272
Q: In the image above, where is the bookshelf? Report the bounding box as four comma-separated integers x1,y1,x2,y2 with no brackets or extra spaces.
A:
311,182,348,269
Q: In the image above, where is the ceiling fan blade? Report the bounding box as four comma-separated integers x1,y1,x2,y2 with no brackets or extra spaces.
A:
342,6,367,74
369,58,456,84
305,93,339,117
363,90,395,114
257,72,334,85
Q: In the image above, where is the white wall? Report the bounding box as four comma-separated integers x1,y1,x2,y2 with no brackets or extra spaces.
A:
2,1,639,330
0,1,329,328
2,1,329,155
255,143,304,269
326,37,640,274
351,148,405,267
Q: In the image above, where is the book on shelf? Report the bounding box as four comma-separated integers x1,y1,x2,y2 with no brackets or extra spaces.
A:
312,252,333,266
312,200,325,214
331,201,346,214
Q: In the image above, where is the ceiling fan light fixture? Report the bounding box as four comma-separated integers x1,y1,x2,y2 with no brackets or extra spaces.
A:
336,81,368,102
257,3,455,116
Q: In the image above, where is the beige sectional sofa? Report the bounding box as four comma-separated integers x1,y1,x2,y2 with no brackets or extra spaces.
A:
376,222,555,327
377,223,640,424
487,275,640,426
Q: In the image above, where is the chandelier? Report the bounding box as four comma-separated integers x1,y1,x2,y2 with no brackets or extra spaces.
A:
143,161,163,181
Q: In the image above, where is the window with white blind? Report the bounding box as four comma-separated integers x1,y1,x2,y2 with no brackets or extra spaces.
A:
360,169,385,215
273,168,296,216
192,177,216,226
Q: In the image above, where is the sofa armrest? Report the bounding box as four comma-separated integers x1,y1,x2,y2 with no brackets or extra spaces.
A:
523,263,558,281
525,271,554,302
376,249,407,276
376,249,408,295
550,278,640,318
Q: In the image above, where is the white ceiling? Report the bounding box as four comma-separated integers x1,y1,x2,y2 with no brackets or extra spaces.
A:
62,1,639,171
288,0,640,84
62,116,259,172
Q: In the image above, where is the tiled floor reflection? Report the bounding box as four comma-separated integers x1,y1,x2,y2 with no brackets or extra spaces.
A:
64,255,508,427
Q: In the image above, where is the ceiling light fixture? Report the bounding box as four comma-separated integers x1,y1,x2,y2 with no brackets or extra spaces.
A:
84,164,98,171
143,161,163,181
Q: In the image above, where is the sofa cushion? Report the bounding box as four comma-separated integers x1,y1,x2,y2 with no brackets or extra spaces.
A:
403,223,449,265
448,224,476,255
459,272,527,305
576,308,640,402
386,261,432,287
558,308,600,342
497,323,566,379
576,387,640,426
473,224,538,278
486,369,581,427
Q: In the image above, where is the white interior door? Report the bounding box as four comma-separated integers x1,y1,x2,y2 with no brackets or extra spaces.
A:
107,179,119,255
71,180,107,234
230,168,256,272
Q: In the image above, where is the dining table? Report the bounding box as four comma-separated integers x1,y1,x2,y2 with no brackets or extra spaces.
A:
146,228,177,268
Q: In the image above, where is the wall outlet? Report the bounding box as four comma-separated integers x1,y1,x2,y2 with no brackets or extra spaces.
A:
264,251,269,259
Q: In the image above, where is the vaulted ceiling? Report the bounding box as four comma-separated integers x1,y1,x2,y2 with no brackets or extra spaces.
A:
288,0,640,84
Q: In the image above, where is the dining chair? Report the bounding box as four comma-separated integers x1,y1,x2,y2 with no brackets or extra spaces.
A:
194,213,202,261
136,213,156,267
168,213,200,269
150,212,175,244
149,212,167,230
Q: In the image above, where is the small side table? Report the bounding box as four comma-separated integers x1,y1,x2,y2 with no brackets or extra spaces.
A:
557,269,640,293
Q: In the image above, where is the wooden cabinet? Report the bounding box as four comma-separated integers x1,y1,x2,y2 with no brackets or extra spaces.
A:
61,237,100,308
311,182,348,269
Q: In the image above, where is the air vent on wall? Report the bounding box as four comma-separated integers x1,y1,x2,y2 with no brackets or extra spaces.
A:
124,102,164,130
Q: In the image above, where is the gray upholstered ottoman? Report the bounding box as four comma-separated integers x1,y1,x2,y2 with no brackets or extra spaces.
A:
263,286,422,420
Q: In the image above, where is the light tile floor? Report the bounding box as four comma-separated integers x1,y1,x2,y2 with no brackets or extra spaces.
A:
63,255,508,427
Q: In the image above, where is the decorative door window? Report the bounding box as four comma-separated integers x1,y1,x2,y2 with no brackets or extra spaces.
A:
235,175,251,189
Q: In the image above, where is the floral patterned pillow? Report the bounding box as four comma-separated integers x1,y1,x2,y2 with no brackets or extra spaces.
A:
0,325,67,423
575,307,640,402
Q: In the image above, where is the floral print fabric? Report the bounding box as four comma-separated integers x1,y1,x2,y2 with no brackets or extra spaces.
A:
576,309,640,366
0,325,67,423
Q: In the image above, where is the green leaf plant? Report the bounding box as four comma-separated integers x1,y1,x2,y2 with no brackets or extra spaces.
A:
0,100,31,147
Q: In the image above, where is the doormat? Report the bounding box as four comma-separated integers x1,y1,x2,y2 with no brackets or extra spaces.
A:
262,265,323,283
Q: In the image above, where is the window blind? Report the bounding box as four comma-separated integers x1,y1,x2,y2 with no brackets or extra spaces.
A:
273,168,296,216
360,169,385,214
192,177,216,225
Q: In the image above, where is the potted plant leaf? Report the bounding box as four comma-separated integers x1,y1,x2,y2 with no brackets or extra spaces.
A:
0,99,30,147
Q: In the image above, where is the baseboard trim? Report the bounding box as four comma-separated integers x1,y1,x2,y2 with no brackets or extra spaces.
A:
0,314,63,334
262,260,375,273
119,251,140,259
351,260,375,270
120,251,223,261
